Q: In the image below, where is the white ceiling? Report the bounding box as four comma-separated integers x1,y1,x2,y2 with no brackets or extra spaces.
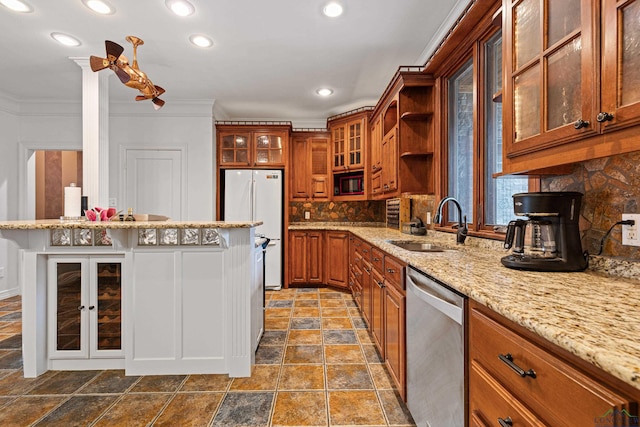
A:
0,0,470,126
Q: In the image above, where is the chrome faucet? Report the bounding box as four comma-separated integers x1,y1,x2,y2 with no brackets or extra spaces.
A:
433,197,468,244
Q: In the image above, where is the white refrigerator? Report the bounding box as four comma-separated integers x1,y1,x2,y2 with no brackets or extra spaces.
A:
224,169,283,290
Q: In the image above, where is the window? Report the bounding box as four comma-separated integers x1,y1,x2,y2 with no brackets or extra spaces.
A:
443,29,532,236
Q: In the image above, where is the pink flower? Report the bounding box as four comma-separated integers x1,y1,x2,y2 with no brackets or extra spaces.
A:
106,207,117,219
100,210,109,221
85,210,97,221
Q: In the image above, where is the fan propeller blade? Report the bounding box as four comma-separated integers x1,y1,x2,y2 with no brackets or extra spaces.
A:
154,85,165,96
114,67,131,84
89,56,109,72
104,40,124,61
152,98,165,109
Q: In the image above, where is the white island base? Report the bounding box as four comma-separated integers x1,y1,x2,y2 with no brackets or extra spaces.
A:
0,220,264,378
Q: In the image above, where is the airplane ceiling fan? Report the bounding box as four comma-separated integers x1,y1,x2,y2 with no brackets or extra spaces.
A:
90,36,165,109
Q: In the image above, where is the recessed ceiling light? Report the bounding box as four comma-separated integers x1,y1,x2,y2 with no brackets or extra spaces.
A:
165,0,194,17
316,88,334,97
50,32,82,47
189,34,213,48
323,2,343,17
0,0,32,12
82,0,114,15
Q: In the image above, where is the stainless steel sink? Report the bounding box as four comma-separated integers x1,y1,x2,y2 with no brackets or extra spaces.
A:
388,241,451,252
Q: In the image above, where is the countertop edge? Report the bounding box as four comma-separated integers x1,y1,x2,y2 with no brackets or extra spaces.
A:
0,220,263,229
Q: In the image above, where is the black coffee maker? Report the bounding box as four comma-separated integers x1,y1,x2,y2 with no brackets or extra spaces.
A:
501,192,589,272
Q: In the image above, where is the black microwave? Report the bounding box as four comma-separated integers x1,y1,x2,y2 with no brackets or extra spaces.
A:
335,173,364,196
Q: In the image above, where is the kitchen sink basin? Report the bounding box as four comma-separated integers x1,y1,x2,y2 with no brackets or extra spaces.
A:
388,241,452,252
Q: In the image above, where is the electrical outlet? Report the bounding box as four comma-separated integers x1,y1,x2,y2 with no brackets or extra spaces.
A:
304,211,310,220
0,267,5,278
109,198,117,207
622,214,640,247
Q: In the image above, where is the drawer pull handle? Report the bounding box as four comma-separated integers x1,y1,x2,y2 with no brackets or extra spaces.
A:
373,257,380,261
498,416,513,427
499,353,536,378
387,268,395,273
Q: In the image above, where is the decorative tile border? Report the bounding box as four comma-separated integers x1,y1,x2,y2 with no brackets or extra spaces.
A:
137,228,222,247
51,229,113,247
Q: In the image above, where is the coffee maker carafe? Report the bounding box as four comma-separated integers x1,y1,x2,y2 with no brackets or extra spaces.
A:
501,192,589,272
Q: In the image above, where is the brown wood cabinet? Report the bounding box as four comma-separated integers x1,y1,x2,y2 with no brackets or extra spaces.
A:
288,230,323,285
290,132,330,201
502,0,640,173
325,231,349,289
369,69,435,198
383,267,406,400
216,123,289,168
469,300,638,426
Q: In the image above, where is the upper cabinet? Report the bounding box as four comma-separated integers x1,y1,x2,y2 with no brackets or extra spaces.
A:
370,68,435,199
216,122,290,168
502,0,640,173
601,0,640,132
290,131,331,201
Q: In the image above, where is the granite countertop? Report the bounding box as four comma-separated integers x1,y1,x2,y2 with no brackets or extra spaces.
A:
0,219,263,230
290,223,640,391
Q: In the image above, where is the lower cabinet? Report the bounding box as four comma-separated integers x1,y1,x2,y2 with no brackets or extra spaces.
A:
48,256,123,362
325,231,349,289
469,300,637,426
370,268,385,357
289,230,324,285
384,280,406,400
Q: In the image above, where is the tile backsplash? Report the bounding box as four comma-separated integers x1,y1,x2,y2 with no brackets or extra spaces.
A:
289,201,385,223
542,151,640,260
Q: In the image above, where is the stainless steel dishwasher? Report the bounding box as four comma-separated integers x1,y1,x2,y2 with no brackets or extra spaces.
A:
406,266,465,427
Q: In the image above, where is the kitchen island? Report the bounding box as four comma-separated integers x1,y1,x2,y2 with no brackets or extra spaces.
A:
0,220,263,378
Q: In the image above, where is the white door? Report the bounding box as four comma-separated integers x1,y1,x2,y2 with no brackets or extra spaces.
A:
123,149,182,220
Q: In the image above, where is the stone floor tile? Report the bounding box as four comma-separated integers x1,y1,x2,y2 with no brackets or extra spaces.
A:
255,344,285,364
0,370,58,395
271,391,327,426
322,317,353,330
290,317,321,330
212,391,274,427
324,344,364,364
326,364,373,390
292,307,320,318
93,393,172,427
267,300,294,308
265,307,292,318
294,299,319,307
357,329,374,344
369,364,396,390
323,330,358,345
287,329,322,345
321,307,350,317
34,395,117,427
319,299,346,308
230,365,280,391
28,370,100,395
0,395,66,426
362,344,383,363
294,292,319,300
284,345,324,364
259,331,287,346
154,392,223,427
0,334,21,350
319,292,343,299
0,350,22,370
129,374,186,393
352,316,368,329
80,370,139,394
278,365,325,390
265,317,290,330
378,389,415,426
328,390,386,426
180,374,232,392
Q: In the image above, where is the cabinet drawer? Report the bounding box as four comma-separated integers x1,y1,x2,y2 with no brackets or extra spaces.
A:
470,307,631,426
359,242,372,261
470,361,545,427
371,248,384,273
383,255,404,290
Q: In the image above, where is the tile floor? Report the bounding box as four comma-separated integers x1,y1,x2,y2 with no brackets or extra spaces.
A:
0,288,415,426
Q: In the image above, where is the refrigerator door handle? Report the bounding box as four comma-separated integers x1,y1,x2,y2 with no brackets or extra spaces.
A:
251,178,257,221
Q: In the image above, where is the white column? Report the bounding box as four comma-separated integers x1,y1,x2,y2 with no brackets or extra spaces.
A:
72,58,109,209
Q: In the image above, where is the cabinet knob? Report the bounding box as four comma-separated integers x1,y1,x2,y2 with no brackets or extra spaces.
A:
387,268,395,273
89,305,95,310
77,305,85,311
573,119,590,129
498,417,513,427
596,112,614,122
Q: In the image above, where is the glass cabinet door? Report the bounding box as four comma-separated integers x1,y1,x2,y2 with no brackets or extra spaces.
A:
505,0,596,154
94,262,122,352
601,0,640,130
333,126,346,170
347,121,363,168
54,262,83,352
254,133,284,165
220,132,251,165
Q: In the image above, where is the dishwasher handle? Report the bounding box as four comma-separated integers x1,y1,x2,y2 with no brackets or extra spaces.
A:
407,269,463,325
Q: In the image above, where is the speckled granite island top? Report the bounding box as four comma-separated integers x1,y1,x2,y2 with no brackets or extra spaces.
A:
291,223,640,391
0,219,262,229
